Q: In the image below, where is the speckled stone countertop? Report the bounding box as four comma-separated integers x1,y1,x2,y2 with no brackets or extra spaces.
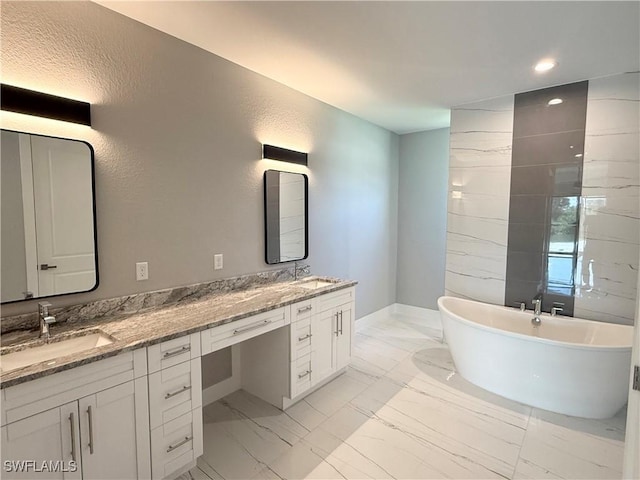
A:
0,276,356,388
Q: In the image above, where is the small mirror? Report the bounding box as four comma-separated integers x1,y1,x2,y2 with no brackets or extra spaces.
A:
264,170,308,264
1,130,98,303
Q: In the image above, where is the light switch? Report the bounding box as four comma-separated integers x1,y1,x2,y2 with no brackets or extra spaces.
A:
214,254,223,270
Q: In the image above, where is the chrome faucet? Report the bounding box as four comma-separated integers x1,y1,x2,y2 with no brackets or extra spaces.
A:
532,298,542,316
531,295,542,326
38,302,56,340
294,262,310,280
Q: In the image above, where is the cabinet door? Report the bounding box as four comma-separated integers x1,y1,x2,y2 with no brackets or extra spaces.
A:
312,308,337,385
335,303,353,371
1,402,81,479
78,381,145,480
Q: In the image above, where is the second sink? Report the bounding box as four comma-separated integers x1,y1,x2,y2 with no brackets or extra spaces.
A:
297,279,335,289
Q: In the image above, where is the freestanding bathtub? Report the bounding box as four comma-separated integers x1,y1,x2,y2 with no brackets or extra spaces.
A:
437,296,634,419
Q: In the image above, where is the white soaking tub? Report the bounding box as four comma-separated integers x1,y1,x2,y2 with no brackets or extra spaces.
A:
437,296,633,419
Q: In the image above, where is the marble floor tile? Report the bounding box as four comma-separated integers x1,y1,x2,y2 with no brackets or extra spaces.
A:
217,390,310,444
267,441,349,480
283,398,328,432
515,408,626,479
194,458,224,480
201,399,296,479
302,370,371,418
352,332,414,373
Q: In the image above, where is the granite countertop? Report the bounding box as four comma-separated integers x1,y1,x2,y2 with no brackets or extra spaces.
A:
0,276,356,388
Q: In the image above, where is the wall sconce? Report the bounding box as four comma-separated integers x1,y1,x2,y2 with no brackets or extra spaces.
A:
263,144,308,166
1,84,91,126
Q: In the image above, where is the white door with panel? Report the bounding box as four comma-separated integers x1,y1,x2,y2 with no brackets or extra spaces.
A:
311,308,336,383
78,381,141,480
1,402,81,479
310,288,354,388
30,135,95,296
334,302,353,371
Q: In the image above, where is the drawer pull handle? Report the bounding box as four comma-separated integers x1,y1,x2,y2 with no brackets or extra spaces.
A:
165,385,191,399
298,369,311,379
167,435,193,453
339,310,344,335
233,319,271,335
163,345,190,359
69,412,77,462
87,405,95,454
297,305,312,314
297,333,312,342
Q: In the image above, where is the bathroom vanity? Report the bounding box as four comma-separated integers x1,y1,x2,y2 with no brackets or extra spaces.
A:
0,277,356,480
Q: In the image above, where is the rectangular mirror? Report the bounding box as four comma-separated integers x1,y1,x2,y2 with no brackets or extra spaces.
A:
264,169,308,264
1,129,98,303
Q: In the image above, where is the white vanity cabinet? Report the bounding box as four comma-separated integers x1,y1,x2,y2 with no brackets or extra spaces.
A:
312,288,354,383
147,333,202,480
288,287,355,401
0,350,150,480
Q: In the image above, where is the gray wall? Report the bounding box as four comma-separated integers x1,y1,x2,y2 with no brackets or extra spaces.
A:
0,1,399,319
396,128,449,309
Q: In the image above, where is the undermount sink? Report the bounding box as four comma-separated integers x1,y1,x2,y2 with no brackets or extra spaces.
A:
0,330,115,373
298,279,335,289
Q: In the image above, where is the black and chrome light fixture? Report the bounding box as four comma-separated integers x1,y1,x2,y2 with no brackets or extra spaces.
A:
1,84,92,126
262,144,308,166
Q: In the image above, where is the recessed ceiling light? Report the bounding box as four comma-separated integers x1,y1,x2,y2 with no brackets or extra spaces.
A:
535,59,557,73
548,98,563,105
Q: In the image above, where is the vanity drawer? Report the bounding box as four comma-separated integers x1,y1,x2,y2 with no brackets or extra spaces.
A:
291,299,314,322
151,407,203,480
316,287,354,313
201,307,289,354
290,321,312,360
291,353,312,398
147,333,201,374
148,358,202,430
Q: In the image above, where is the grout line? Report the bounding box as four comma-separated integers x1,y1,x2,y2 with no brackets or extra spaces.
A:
511,407,533,479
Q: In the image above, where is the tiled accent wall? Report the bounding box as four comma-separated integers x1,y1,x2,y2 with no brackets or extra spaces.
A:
575,72,640,324
505,81,589,315
445,96,514,304
446,73,639,325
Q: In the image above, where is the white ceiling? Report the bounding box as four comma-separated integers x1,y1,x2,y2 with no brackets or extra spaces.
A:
96,1,639,134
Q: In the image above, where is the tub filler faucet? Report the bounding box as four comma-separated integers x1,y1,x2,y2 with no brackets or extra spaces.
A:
531,295,542,326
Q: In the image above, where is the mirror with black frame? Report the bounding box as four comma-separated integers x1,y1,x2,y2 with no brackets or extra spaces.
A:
264,169,308,264
1,129,98,303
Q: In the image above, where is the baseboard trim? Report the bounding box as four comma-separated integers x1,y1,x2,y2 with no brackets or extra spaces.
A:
355,305,394,327
356,303,444,341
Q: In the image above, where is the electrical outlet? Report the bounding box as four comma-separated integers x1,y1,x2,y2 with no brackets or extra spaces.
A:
214,254,223,270
136,262,149,281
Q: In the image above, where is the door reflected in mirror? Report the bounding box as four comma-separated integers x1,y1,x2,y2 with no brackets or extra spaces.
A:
264,170,308,264
1,130,98,303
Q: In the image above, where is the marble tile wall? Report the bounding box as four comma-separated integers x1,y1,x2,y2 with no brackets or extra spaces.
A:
445,96,514,304
575,72,640,324
446,73,639,324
